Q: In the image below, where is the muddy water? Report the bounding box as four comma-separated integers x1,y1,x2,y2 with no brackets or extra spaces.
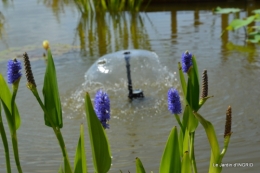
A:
0,0,260,172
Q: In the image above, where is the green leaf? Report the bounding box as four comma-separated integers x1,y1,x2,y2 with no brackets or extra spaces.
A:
159,126,181,173
74,124,87,173
182,105,189,134
181,151,192,173
136,157,146,173
85,92,111,173
227,15,256,31
178,62,187,97
186,55,200,112
64,157,72,173
247,33,260,43
182,129,189,155
193,112,220,162
178,129,183,157
213,7,240,14
42,49,63,128
0,74,20,133
58,164,65,173
216,135,231,173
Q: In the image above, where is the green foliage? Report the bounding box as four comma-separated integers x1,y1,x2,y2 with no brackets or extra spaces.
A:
226,15,256,31
186,56,200,112
193,112,220,167
0,100,11,173
74,124,87,173
136,157,146,173
85,92,111,173
217,6,260,43
0,74,20,133
252,9,260,14
213,7,240,14
42,49,63,128
160,126,181,173
181,151,192,173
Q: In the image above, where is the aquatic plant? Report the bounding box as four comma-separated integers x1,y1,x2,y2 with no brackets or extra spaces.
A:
94,90,110,129
168,88,182,115
159,51,232,173
214,7,260,43
0,41,232,173
0,58,23,173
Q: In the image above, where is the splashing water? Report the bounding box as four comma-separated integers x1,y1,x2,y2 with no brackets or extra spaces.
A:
63,50,180,121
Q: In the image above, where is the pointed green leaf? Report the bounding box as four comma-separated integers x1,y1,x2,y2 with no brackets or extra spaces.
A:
58,164,65,173
64,157,72,173
193,112,220,161
85,92,111,173
42,49,62,128
160,126,181,173
74,124,87,173
186,56,200,112
136,157,146,173
178,62,187,97
181,151,192,173
0,74,20,132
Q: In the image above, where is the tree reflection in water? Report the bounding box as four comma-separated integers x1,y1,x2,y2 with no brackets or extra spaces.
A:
41,0,152,57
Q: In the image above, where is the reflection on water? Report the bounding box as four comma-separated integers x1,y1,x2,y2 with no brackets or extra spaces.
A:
74,11,152,57
0,1,260,173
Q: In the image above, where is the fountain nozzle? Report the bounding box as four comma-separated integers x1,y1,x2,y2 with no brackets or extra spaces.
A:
124,51,144,100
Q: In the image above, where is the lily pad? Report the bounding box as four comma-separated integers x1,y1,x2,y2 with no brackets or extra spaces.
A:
214,7,240,14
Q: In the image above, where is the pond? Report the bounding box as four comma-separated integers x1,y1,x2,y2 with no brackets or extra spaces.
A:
0,0,260,173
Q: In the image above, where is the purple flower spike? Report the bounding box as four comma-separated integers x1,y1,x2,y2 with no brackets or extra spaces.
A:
94,90,110,129
168,88,182,114
181,51,193,73
7,59,22,84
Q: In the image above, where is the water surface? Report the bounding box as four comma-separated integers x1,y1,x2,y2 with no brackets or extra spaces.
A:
0,1,260,172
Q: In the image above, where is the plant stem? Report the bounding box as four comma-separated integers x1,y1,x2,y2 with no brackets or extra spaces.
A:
0,104,12,173
174,114,184,135
11,82,23,173
31,88,72,172
190,132,197,173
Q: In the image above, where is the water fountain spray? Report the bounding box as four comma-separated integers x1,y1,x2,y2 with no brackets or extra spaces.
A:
124,51,144,100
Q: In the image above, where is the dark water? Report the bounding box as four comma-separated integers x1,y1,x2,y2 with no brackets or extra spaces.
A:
0,0,260,172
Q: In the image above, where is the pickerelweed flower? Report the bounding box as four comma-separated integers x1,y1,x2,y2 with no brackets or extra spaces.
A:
94,90,110,129
181,51,193,73
7,58,22,84
168,88,182,114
